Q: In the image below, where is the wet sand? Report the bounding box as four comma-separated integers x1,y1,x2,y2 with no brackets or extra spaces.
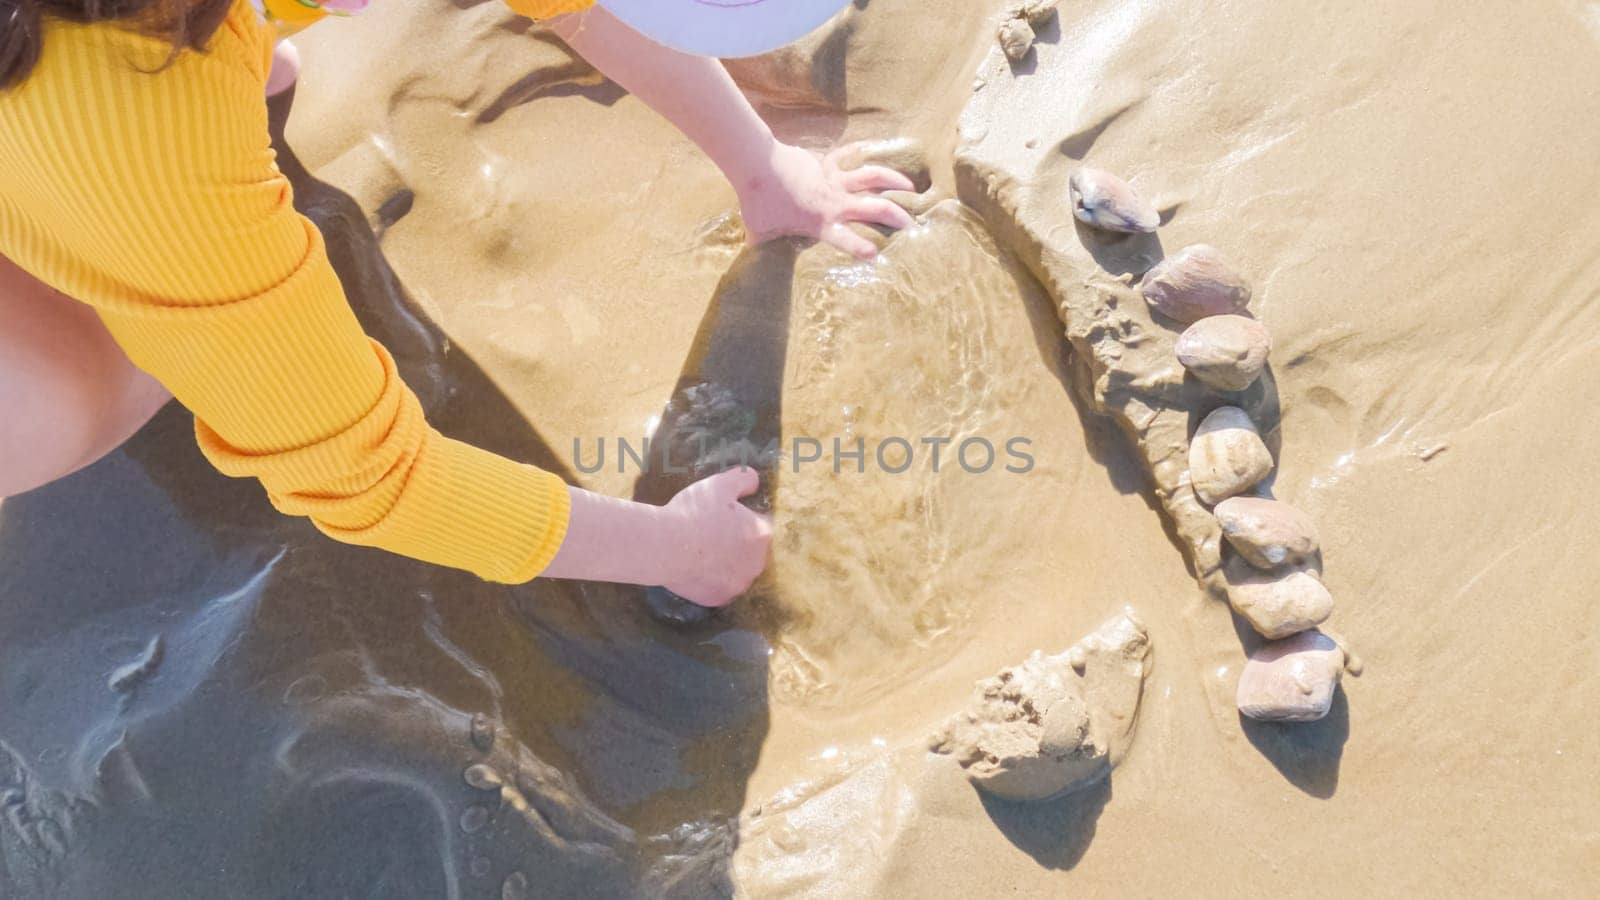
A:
3,0,1599,896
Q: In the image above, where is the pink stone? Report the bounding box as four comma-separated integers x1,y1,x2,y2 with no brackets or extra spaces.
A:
1141,244,1251,323
1224,557,1333,639
1188,407,1273,505
1236,630,1344,723
1215,496,1320,570
1175,314,1271,391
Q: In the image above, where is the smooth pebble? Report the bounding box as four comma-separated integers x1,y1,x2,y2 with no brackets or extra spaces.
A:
1215,496,1320,569
470,713,495,754
464,764,502,792
460,805,489,834
1236,630,1344,722
1224,558,1334,640
1175,315,1271,391
998,17,1035,61
1142,244,1251,322
1189,407,1273,505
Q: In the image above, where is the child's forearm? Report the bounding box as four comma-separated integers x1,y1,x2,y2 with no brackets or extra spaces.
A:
547,8,777,192
540,467,770,606
542,486,683,587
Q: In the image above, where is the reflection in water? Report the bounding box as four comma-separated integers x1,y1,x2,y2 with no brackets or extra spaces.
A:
629,207,1049,715
762,206,1037,709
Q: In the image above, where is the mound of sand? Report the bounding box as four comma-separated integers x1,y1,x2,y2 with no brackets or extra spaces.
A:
931,609,1149,801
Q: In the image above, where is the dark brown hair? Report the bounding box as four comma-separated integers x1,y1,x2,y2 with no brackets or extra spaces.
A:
1,0,234,89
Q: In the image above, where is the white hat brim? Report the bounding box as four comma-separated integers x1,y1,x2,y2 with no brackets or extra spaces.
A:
597,0,850,58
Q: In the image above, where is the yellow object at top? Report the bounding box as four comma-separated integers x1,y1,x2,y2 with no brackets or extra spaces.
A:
500,0,598,20
0,0,573,582
257,0,328,36
261,0,596,36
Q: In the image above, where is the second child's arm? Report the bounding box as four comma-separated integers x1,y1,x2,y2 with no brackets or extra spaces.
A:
546,7,916,258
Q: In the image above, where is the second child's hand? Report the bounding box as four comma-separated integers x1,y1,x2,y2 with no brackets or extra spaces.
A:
737,141,915,259
547,8,916,258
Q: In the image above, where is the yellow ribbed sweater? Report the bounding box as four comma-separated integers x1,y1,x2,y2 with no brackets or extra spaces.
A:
0,0,597,582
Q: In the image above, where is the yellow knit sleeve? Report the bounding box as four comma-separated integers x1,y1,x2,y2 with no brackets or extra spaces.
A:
2,13,568,582
502,0,596,19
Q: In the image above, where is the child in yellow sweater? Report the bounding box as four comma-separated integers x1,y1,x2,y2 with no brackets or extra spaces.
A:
0,0,915,604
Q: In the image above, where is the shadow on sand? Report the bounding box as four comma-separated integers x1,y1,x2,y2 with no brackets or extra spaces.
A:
1239,692,1350,800
976,778,1112,871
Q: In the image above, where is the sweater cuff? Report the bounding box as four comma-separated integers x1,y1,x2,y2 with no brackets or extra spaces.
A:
380,434,573,583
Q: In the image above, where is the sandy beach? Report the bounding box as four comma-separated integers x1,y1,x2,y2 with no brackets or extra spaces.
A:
2,0,1598,896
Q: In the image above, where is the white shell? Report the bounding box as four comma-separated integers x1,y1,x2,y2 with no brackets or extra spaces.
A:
998,17,1035,62
1068,168,1160,234
1188,407,1272,505
1236,630,1344,722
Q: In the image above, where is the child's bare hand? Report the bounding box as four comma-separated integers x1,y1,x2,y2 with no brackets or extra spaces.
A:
661,466,773,607
738,142,916,259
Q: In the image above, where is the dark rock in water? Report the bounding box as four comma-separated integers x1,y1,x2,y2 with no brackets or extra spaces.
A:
646,586,715,626
502,870,529,900
470,712,496,755
460,805,490,835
